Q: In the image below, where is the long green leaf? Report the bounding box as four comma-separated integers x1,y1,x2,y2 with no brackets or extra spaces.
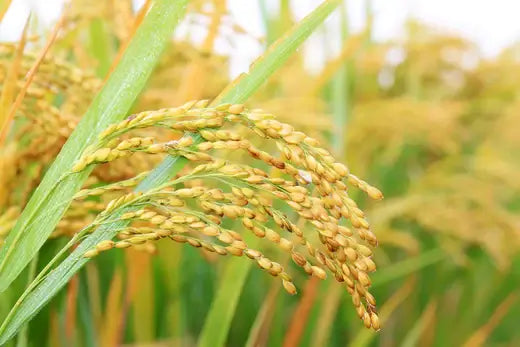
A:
198,2,341,346
372,249,446,287
88,18,113,77
0,0,188,293
0,0,189,342
214,0,340,104
196,239,257,347
14,255,37,347
0,0,341,343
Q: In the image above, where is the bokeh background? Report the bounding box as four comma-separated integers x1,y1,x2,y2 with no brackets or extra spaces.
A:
1,0,520,346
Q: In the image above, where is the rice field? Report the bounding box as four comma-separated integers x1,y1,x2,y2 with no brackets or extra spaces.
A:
0,1,519,346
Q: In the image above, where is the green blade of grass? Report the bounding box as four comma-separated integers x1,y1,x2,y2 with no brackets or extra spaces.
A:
77,270,97,347
88,18,113,77
14,255,38,347
0,0,189,342
198,2,341,346
0,0,340,343
372,249,446,287
196,239,257,347
401,301,437,347
213,0,340,104
0,0,188,293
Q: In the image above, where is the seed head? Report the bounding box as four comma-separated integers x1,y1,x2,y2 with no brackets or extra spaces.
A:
67,100,384,330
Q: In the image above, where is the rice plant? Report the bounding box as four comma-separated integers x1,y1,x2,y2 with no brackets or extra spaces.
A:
1,0,519,346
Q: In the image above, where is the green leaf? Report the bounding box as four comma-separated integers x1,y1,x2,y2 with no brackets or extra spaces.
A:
0,0,188,294
77,270,97,347
14,255,37,347
198,1,341,346
0,0,189,342
88,18,113,77
372,249,446,287
197,236,259,347
213,0,342,105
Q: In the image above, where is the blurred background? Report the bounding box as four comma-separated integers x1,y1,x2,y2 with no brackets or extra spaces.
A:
1,0,520,346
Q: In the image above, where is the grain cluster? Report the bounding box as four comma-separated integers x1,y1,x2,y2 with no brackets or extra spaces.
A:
70,100,383,330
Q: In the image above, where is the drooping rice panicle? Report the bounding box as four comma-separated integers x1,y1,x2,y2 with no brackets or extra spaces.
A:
71,101,383,330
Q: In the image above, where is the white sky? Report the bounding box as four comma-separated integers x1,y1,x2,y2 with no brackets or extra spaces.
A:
1,0,519,76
